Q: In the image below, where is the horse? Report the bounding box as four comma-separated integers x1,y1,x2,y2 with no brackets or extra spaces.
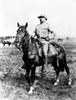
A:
57,38,63,42
14,22,72,94
2,40,11,46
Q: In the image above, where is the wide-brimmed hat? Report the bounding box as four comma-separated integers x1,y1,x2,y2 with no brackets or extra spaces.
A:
38,14,47,20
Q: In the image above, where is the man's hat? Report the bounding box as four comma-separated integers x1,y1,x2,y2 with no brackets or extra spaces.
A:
38,14,47,20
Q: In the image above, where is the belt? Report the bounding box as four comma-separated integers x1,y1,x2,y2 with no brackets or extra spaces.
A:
41,37,49,41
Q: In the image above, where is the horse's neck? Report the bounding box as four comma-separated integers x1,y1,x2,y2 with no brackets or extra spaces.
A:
28,37,38,51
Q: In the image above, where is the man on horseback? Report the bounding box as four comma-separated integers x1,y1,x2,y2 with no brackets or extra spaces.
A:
14,21,72,94
34,14,58,66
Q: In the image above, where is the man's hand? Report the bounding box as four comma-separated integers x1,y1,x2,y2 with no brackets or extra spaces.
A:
34,36,37,39
46,36,49,41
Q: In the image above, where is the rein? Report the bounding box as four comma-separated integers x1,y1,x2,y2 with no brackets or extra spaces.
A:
28,37,37,52
19,35,37,55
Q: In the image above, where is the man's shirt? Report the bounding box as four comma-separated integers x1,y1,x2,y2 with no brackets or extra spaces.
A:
35,22,51,38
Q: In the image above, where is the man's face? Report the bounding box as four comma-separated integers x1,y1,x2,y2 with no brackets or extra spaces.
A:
39,17,46,23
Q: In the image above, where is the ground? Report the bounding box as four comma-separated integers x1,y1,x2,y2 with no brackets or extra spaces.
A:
0,39,76,100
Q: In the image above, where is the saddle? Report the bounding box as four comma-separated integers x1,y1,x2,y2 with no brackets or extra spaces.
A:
35,38,58,57
48,43,58,57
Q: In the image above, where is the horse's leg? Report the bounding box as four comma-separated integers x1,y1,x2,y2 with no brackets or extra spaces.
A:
40,64,45,76
22,63,26,69
64,61,72,85
30,66,36,85
59,51,72,85
51,59,59,85
54,68,60,85
28,65,36,94
40,59,45,76
59,54,72,85
25,65,30,86
51,59,60,85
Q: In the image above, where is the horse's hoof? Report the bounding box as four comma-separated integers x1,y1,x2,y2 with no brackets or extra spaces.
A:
28,91,33,95
54,82,59,86
68,79,72,85
68,82,71,86
28,86,34,95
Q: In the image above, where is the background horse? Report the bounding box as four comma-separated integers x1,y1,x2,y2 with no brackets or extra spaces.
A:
14,22,72,94
2,41,11,46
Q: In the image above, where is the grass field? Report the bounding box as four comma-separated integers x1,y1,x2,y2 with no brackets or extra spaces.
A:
0,38,76,100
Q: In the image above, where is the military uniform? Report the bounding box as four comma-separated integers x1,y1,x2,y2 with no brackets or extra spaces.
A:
35,17,57,56
34,14,57,66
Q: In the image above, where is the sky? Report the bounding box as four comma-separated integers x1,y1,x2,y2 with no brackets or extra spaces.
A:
0,0,76,38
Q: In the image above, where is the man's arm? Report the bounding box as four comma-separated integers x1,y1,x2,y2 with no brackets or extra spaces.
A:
48,28,53,34
48,23,56,38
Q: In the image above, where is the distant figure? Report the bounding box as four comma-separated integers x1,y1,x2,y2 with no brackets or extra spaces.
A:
66,37,69,40
34,14,57,66
2,40,11,46
58,38,63,42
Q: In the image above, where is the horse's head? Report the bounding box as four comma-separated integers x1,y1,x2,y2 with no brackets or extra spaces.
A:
14,22,29,48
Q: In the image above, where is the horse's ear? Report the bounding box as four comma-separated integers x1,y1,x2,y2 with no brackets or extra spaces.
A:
25,22,28,28
17,22,20,27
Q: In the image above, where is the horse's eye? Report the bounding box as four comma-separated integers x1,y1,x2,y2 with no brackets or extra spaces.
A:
19,28,22,31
